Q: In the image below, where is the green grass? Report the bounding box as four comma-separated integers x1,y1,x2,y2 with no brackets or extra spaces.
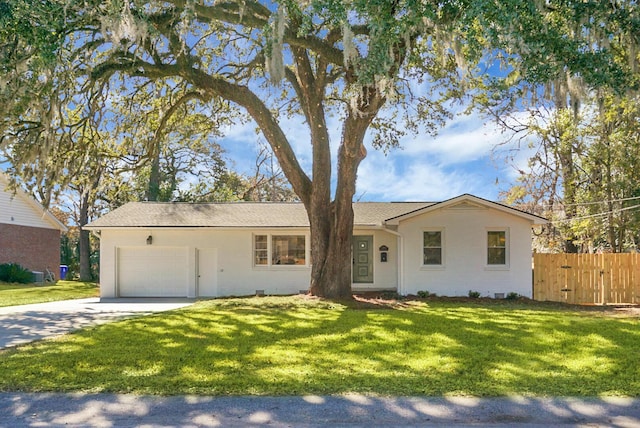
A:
0,280,99,307
0,296,638,396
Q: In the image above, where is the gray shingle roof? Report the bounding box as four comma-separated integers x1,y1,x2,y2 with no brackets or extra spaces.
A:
85,201,433,229
353,202,433,226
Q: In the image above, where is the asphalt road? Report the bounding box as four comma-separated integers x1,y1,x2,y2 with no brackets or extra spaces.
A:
1,393,639,427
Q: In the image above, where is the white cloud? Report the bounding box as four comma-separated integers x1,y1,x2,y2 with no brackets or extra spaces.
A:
355,110,540,201
354,107,551,202
356,153,484,201
401,112,512,166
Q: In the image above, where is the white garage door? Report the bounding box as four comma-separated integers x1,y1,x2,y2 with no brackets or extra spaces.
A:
117,247,188,297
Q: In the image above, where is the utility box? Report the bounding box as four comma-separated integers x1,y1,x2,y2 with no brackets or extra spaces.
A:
32,271,44,284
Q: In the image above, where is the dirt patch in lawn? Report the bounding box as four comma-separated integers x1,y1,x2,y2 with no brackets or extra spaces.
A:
346,291,640,316
294,291,640,315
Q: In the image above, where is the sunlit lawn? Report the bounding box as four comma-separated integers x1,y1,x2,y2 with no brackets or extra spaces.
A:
0,280,99,307
0,296,638,396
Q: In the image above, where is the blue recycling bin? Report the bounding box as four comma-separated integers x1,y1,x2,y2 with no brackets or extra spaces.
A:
59,265,68,280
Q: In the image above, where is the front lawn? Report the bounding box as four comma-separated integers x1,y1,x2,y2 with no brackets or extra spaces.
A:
0,296,638,396
0,280,99,307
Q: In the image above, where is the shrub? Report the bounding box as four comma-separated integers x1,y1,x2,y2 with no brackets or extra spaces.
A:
468,290,481,298
506,292,520,300
380,291,402,300
416,290,429,298
0,263,34,284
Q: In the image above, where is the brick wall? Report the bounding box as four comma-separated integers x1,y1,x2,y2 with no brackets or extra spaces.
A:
0,223,61,277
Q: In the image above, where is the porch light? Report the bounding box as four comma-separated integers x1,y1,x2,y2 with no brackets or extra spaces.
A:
146,235,153,245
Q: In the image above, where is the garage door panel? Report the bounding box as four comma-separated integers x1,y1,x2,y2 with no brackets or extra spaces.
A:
118,247,188,297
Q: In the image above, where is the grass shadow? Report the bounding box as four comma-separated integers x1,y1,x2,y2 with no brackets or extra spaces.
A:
0,295,638,396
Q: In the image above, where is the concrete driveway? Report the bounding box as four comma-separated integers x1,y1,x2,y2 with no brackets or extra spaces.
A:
0,298,193,349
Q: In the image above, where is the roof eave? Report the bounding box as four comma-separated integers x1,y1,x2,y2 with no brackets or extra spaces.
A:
0,174,68,232
84,225,311,230
385,193,548,225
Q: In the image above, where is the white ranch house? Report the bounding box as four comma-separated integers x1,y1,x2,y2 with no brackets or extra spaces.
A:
86,194,546,299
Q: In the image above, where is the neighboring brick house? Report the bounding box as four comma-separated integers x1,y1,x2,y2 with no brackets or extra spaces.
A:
0,174,67,277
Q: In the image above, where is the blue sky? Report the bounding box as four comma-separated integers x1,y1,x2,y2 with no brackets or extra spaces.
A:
220,108,532,203
1,86,532,204
1,96,531,205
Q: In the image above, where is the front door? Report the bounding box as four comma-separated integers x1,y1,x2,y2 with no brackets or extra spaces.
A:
197,248,218,297
352,235,373,283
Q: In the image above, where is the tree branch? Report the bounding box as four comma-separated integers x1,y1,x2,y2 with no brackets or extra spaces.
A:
183,0,344,66
184,67,312,204
151,90,207,151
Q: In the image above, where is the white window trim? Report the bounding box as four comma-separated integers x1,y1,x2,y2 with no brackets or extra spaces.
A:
253,234,269,267
420,228,445,270
253,232,310,269
485,228,510,270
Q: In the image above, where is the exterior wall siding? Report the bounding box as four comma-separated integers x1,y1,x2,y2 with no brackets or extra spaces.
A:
0,223,61,275
0,183,57,230
96,203,535,299
99,227,401,298
398,206,533,298
100,228,313,298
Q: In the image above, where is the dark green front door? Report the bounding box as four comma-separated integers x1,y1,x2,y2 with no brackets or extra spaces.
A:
352,235,373,283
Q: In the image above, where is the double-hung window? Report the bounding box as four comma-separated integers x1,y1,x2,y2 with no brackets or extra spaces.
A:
487,230,507,266
254,234,307,267
423,230,443,266
254,235,268,266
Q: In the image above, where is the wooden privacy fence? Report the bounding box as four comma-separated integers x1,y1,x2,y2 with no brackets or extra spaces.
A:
533,253,640,305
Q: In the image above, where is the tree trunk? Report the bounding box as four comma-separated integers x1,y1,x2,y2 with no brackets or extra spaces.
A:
186,68,380,299
307,99,375,299
78,190,92,281
147,146,161,201
603,118,618,252
558,123,579,254
308,202,354,299
78,228,92,281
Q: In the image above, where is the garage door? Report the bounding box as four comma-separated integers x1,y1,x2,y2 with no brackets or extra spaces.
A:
117,247,188,297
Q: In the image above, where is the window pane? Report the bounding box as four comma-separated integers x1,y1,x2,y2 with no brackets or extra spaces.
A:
423,231,441,247
488,248,506,265
487,231,506,265
255,235,267,249
272,235,306,265
488,231,505,247
423,231,442,265
254,235,268,265
423,248,442,265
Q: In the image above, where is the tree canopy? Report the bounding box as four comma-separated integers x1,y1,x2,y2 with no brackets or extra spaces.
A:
482,2,640,253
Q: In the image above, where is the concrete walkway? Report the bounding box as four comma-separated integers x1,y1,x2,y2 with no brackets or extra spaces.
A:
0,298,193,349
0,393,639,427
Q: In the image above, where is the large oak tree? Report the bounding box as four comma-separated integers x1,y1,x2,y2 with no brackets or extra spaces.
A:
1,0,635,297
